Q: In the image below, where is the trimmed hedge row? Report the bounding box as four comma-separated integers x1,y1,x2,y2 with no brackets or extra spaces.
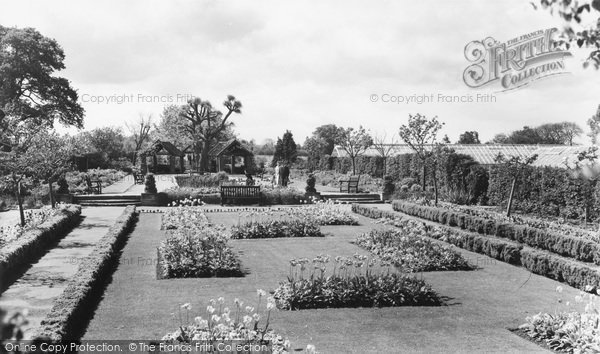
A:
0,205,81,292
392,201,600,265
520,248,600,291
33,206,138,341
351,204,522,265
353,204,600,292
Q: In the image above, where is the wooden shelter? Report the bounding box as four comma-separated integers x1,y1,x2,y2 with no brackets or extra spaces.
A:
207,139,254,174
139,140,185,174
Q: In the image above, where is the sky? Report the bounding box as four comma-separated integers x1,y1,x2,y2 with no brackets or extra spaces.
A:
1,0,599,144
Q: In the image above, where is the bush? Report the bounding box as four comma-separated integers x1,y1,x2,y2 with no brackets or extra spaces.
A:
400,185,409,192
33,206,136,341
164,187,221,205
175,172,229,188
56,177,69,194
382,175,395,197
410,184,423,192
274,255,443,310
231,219,323,239
356,228,473,272
145,174,157,194
305,174,317,193
400,177,417,187
392,201,600,266
261,187,305,205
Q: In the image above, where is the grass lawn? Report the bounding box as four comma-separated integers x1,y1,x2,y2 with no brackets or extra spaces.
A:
82,207,587,353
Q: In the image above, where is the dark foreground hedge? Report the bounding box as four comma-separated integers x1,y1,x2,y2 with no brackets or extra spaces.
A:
33,206,137,341
353,204,600,292
0,205,81,292
392,201,600,265
351,204,522,265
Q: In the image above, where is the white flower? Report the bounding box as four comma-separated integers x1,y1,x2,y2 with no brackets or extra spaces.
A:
253,313,260,322
181,303,192,310
207,305,215,314
218,296,225,304
257,289,267,297
306,344,316,354
242,315,253,326
556,286,563,294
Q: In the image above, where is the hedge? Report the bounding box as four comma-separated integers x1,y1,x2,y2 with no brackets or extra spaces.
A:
353,204,600,293
33,206,138,341
351,204,521,265
392,201,600,266
520,248,600,291
0,205,81,292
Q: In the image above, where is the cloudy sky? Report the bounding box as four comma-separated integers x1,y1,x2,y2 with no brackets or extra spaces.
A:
1,0,599,144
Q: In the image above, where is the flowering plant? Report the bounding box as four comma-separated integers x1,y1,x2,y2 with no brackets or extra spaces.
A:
274,254,442,310
355,228,473,272
163,293,317,353
231,218,323,239
0,204,73,248
520,287,600,353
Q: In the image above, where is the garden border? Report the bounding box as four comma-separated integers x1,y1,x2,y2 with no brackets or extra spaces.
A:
32,206,138,341
392,201,600,265
0,205,82,292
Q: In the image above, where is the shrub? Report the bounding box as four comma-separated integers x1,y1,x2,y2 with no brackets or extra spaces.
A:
356,228,473,272
410,184,423,192
286,199,359,225
163,294,296,354
56,177,69,194
392,201,600,266
305,174,317,193
400,185,409,192
175,172,229,188
274,255,443,310
382,175,395,198
519,292,599,353
145,174,157,194
33,206,136,341
400,177,417,187
231,219,323,239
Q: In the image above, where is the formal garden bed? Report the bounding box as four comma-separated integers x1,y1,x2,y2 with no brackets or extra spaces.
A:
157,207,243,278
273,254,443,310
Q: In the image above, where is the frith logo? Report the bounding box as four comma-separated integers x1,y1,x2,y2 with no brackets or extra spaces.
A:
463,28,571,91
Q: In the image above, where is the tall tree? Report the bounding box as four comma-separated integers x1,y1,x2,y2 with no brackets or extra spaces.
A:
0,26,84,225
457,131,481,144
337,126,373,175
535,0,600,68
398,113,444,191
588,105,600,144
372,131,399,176
272,130,298,166
126,113,153,164
156,105,191,149
304,124,343,170
179,96,242,172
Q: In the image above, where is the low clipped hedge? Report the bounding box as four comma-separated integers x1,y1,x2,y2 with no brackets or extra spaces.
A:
392,201,600,265
351,204,522,265
520,248,600,291
33,206,138,341
353,204,600,293
0,205,81,291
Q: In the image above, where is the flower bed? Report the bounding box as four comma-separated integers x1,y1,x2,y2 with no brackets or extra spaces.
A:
33,206,137,341
163,293,307,354
0,204,81,291
356,228,473,272
519,289,599,353
164,187,221,205
0,206,78,248
273,254,443,310
288,200,359,225
351,204,522,266
231,219,323,239
158,207,242,278
392,201,600,266
175,172,229,188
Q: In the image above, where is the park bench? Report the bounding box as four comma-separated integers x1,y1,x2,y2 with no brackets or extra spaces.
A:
339,175,360,193
220,185,262,205
85,177,102,194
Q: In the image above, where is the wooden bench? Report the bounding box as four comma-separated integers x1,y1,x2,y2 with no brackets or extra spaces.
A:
220,185,261,206
86,178,102,194
339,175,360,193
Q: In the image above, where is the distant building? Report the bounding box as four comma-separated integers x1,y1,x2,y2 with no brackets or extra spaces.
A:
332,144,590,168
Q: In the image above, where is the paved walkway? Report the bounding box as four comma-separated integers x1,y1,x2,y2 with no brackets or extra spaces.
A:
0,207,125,339
0,210,20,227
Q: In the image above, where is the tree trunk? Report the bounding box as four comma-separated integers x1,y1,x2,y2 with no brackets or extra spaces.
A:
199,142,210,173
16,181,25,226
421,163,426,189
351,157,356,175
49,179,55,208
433,167,439,206
506,177,517,217
382,157,387,177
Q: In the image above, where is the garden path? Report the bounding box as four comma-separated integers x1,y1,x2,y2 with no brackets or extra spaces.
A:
0,210,20,227
120,174,179,195
0,207,125,339
82,208,586,353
